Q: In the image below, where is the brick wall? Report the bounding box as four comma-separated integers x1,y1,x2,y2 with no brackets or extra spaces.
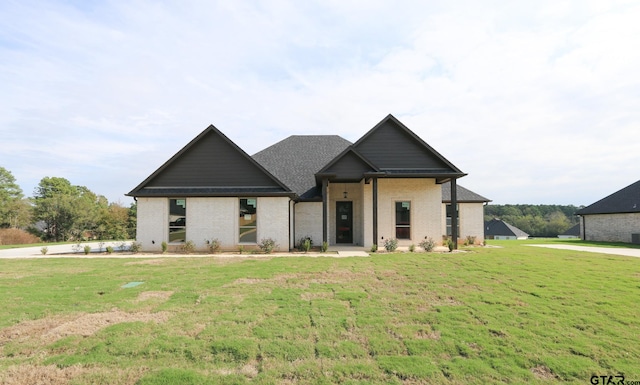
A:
583,213,640,243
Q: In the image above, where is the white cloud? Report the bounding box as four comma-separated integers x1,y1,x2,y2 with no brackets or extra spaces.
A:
0,0,638,204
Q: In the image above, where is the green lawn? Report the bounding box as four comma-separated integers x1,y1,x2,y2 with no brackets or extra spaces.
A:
1,241,639,384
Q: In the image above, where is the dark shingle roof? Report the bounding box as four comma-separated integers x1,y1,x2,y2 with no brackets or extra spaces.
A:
441,182,491,203
253,135,352,199
485,219,529,238
576,179,640,215
560,223,580,236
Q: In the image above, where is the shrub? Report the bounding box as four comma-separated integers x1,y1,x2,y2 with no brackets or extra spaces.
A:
446,238,455,252
182,240,196,253
409,244,415,252
321,241,328,252
298,237,312,253
384,238,398,252
206,238,221,253
0,228,40,245
259,238,277,254
40,246,48,255
238,245,244,254
130,242,142,253
465,235,477,246
106,246,114,254
419,237,436,252
161,241,168,253
370,244,378,253
83,245,91,255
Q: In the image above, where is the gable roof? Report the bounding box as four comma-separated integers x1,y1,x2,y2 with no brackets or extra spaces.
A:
560,223,580,236
128,125,292,197
352,114,466,182
485,218,529,238
315,147,380,182
576,179,640,215
441,182,491,203
252,135,352,199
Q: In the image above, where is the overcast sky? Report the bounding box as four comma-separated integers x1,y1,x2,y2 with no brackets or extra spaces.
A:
2,0,638,206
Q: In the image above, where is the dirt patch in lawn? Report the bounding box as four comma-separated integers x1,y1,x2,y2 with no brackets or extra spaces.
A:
531,365,558,380
0,309,171,346
0,364,148,385
135,291,174,302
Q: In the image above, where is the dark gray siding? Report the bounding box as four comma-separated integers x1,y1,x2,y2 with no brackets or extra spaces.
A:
354,120,450,170
146,130,282,188
324,151,376,181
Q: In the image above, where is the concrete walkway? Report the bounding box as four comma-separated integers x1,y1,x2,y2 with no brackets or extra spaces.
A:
528,244,640,258
0,242,370,259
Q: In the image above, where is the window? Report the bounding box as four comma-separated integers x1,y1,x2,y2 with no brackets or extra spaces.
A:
395,201,411,239
169,198,186,243
446,204,459,236
239,198,257,243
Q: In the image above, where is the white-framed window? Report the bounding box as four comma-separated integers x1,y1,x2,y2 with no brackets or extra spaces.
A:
169,198,186,243
239,198,257,243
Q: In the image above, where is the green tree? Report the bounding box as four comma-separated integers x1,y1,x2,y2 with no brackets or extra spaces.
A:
0,167,26,228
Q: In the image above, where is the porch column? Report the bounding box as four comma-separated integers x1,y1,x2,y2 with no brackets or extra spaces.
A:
373,177,378,247
322,178,328,244
451,178,459,250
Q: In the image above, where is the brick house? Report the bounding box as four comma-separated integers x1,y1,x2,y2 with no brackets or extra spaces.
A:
127,114,489,252
576,179,640,244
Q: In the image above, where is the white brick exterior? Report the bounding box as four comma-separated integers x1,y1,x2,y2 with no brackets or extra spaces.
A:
257,197,290,252
136,197,168,252
294,202,323,248
441,202,486,244
582,213,640,243
136,197,290,252
376,178,442,247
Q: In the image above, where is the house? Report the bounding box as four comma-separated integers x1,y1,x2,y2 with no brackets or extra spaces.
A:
441,182,491,241
484,218,529,240
127,114,490,252
575,179,640,244
558,223,580,239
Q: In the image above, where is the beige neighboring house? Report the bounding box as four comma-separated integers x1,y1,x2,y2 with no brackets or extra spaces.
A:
576,179,640,244
127,114,490,252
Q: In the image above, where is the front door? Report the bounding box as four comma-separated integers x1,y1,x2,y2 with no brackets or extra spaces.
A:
336,201,353,244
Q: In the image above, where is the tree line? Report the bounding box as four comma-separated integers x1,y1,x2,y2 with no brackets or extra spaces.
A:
0,166,135,243
484,204,582,237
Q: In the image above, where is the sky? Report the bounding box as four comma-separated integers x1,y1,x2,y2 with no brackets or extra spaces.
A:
1,0,639,206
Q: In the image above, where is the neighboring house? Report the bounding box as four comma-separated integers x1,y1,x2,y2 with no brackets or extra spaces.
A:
441,182,491,242
558,223,580,239
484,219,529,240
128,114,489,252
575,179,640,244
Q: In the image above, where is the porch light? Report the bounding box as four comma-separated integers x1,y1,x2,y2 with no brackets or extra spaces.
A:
343,184,348,199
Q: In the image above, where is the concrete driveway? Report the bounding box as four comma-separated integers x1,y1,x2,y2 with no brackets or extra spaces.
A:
528,244,640,258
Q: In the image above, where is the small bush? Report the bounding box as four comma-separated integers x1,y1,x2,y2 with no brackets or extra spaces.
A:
182,240,196,253
298,237,312,253
130,242,142,253
419,237,436,252
259,238,277,254
83,245,91,255
370,244,378,253
206,238,221,253
447,238,455,252
106,246,114,254
321,241,328,252
40,246,48,255
161,241,168,253
409,244,415,252
465,235,477,246
238,245,244,254
384,238,398,252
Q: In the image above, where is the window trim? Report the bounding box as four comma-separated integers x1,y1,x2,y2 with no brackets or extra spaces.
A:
395,200,411,240
239,197,258,244
168,198,187,244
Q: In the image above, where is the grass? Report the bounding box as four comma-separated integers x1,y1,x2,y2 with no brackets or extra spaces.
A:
0,241,639,384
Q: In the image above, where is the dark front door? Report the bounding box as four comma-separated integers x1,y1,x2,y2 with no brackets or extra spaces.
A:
336,201,353,244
